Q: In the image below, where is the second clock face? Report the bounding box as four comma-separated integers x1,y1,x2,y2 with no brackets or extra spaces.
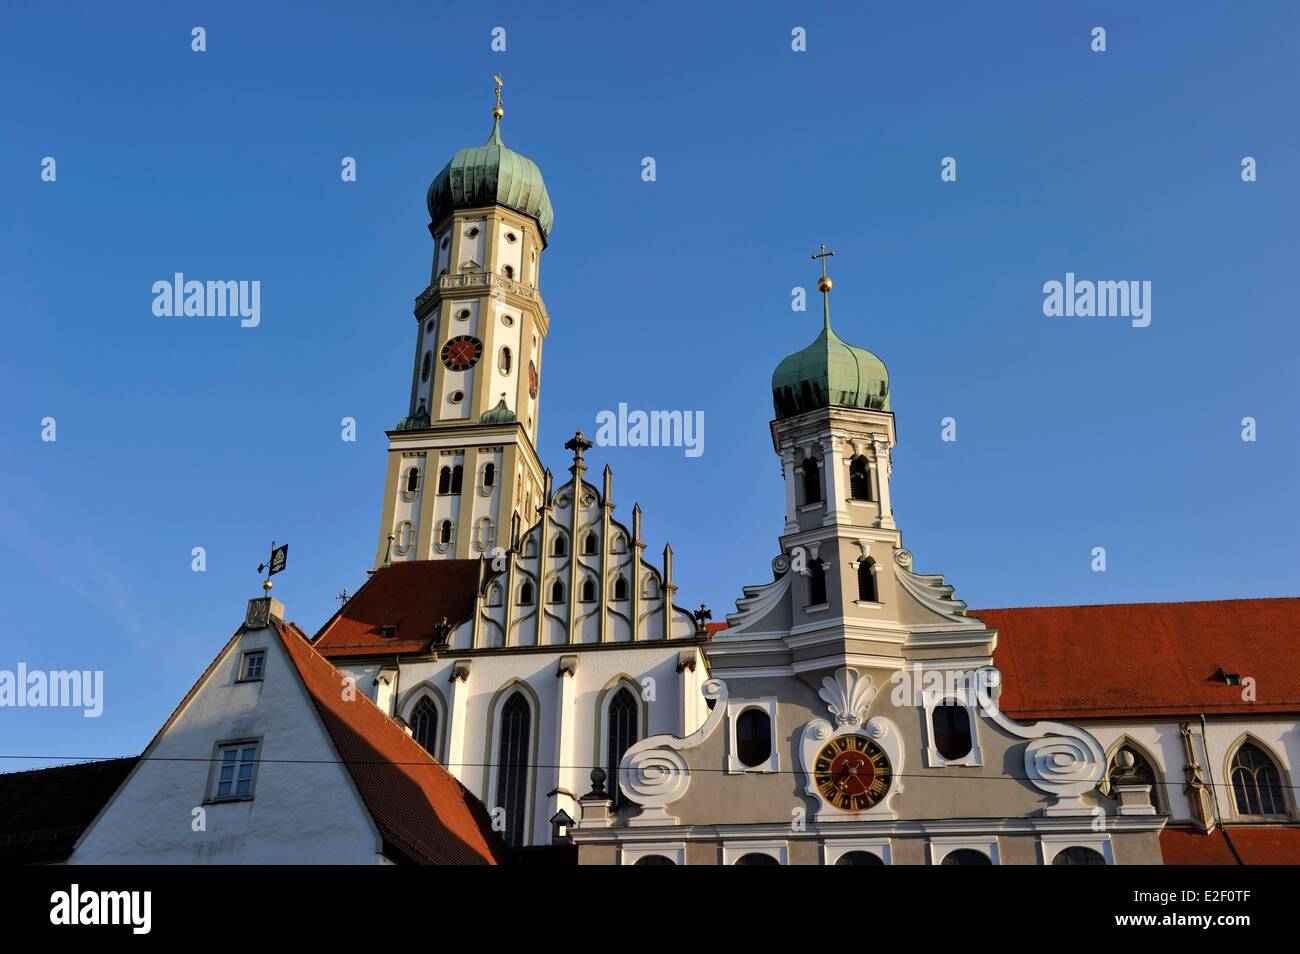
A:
528,359,538,398
813,733,892,811
441,335,482,371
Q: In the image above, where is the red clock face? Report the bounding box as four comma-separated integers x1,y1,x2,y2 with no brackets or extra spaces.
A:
441,335,482,371
813,734,892,811
528,360,538,399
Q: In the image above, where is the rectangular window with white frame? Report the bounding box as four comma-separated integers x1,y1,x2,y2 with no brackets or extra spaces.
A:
238,649,266,682
210,740,260,802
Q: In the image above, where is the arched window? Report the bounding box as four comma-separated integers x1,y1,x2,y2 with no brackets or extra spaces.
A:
1230,742,1286,816
849,456,873,501
499,347,512,374
612,575,628,601
1052,847,1106,866
606,688,639,808
941,849,992,866
835,851,884,866
857,559,877,602
483,462,496,489
495,693,531,848
410,696,439,757
486,583,502,607
405,467,420,494
801,457,822,505
503,264,515,279
736,708,772,768
734,853,780,866
437,466,451,495
519,580,535,605
807,561,827,606
553,535,567,557
933,702,973,760
1105,744,1162,811
582,532,598,555
580,578,597,602
633,854,675,866
438,520,453,545
450,465,463,494
550,579,565,604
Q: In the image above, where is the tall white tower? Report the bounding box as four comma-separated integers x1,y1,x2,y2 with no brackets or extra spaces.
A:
376,82,554,566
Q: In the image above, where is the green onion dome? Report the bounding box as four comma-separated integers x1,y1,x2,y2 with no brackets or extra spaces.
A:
427,116,553,238
771,300,889,419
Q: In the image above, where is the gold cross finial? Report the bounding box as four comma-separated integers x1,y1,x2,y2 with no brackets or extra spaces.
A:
493,75,504,119
811,243,835,293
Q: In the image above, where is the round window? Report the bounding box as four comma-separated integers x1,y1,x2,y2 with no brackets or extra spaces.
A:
457,308,470,321
466,226,480,238
502,314,514,326
449,390,465,404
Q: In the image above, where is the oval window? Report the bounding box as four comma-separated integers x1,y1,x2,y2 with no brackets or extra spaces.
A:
420,352,432,382
736,709,772,768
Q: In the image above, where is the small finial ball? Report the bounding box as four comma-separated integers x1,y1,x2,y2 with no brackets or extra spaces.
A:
262,580,273,593
1115,750,1136,771
818,276,833,293
492,106,504,120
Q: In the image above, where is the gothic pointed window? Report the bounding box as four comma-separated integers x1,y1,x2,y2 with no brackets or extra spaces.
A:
519,580,535,605
550,579,565,604
495,693,531,848
849,456,872,501
552,535,567,557
606,688,638,808
582,532,598,555
857,559,877,602
1105,744,1162,811
932,702,973,760
580,578,596,602
1230,742,1286,816
437,466,452,495
483,462,496,489
410,696,439,757
807,560,827,606
801,457,822,505
438,519,453,545
612,575,628,601
450,465,463,494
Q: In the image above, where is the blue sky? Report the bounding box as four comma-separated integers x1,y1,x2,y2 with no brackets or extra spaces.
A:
2,1,1297,761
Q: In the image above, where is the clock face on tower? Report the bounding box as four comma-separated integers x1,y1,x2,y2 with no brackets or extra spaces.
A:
441,335,482,372
813,733,893,811
527,359,538,399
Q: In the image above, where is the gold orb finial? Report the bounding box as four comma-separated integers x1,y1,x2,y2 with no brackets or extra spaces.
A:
818,275,833,293
492,74,504,120
262,579,273,593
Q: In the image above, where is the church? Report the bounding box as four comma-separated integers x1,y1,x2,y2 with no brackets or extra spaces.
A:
10,88,1299,866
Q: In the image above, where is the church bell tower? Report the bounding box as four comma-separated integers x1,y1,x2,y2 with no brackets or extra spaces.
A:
375,79,553,566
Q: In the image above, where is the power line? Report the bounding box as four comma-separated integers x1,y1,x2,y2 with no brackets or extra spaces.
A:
0,753,1290,793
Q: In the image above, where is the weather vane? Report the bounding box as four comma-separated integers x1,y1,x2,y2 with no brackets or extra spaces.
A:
493,74,504,120
256,540,289,593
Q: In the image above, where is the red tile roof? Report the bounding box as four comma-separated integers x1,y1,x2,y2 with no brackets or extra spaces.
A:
313,560,485,658
274,619,503,864
976,598,1300,720
0,758,138,863
1161,827,1300,865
